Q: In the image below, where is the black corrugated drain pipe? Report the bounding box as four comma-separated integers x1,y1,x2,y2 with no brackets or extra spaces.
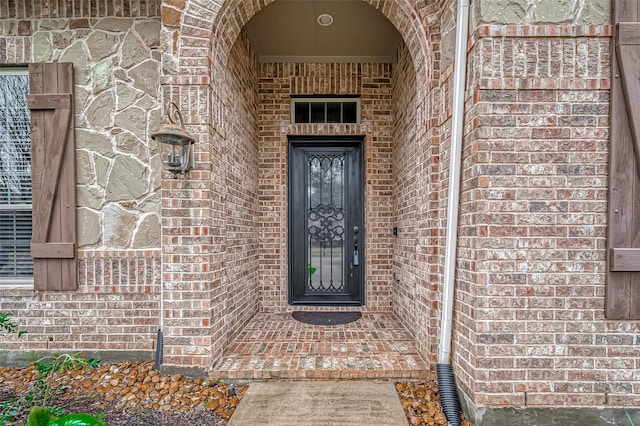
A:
154,328,164,370
437,363,462,426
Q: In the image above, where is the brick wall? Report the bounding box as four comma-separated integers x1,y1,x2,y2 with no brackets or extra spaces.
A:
0,0,162,355
157,0,440,371
454,22,640,409
1,250,160,351
257,62,395,312
160,29,260,367
220,28,260,351
3,0,637,412
0,0,159,18
392,41,434,360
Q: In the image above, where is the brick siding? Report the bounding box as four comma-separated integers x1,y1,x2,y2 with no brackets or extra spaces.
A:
257,62,395,312
160,29,260,367
453,23,640,408
0,250,160,351
1,0,638,411
0,0,160,19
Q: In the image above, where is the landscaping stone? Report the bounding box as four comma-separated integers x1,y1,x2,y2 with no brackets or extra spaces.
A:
93,153,111,187
59,41,90,84
135,19,161,47
95,17,134,32
32,32,52,61
76,129,115,157
0,360,472,426
73,85,90,113
578,0,609,24
38,19,67,30
92,60,112,94
77,185,104,210
116,81,142,110
52,31,73,49
114,106,147,139
0,20,18,35
129,59,159,98
76,150,94,185
0,360,236,425
116,131,148,160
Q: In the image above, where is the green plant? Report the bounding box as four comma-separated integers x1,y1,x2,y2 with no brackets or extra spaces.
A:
26,406,107,426
0,352,99,425
625,408,635,426
48,412,108,426
0,312,27,337
307,263,317,276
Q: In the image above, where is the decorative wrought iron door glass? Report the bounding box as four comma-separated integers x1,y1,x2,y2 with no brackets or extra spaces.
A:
307,153,346,292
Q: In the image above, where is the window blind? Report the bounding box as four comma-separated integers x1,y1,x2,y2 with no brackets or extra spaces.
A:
0,71,32,280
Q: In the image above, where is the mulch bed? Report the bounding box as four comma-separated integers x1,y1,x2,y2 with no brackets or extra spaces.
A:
0,360,473,426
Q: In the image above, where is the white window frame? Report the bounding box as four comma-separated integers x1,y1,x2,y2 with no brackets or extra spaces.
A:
291,97,361,124
0,67,33,288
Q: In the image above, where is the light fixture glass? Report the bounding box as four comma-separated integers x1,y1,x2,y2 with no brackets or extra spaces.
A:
151,102,195,179
317,13,333,27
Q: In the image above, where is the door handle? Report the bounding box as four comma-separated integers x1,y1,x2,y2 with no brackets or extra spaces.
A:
352,225,359,266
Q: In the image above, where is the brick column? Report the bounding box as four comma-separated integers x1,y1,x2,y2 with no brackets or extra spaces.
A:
455,24,614,409
160,77,218,368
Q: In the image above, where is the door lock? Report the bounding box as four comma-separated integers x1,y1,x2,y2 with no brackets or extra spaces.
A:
352,225,360,266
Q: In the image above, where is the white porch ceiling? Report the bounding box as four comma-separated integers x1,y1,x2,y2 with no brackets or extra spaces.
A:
245,0,402,63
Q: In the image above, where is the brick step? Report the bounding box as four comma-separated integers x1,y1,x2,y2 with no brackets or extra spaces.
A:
209,312,431,381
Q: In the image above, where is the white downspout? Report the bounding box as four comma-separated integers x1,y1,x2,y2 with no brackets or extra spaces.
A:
436,2,470,425
438,0,470,366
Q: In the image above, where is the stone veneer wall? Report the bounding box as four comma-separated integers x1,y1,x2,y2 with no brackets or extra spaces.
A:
453,0,640,418
0,4,163,249
257,62,394,312
0,0,163,352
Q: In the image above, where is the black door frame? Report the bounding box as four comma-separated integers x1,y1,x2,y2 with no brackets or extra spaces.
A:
287,136,365,306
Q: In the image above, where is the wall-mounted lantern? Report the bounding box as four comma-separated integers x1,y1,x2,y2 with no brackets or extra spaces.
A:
151,102,195,178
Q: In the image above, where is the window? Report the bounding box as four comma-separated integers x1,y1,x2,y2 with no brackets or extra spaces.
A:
0,69,32,283
292,97,360,124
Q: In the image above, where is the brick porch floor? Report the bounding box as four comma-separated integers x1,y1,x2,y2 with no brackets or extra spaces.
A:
210,312,431,380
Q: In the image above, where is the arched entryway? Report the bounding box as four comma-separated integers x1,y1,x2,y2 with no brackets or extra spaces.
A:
160,0,444,379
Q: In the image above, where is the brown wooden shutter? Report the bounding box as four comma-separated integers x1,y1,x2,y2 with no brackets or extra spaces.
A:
608,2,640,319
28,63,77,291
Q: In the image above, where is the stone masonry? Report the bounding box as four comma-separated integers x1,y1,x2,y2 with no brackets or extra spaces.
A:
0,1,163,353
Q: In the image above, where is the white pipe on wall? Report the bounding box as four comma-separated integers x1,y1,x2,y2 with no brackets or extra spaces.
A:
437,0,471,366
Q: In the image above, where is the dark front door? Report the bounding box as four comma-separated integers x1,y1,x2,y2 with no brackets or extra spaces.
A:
289,137,364,305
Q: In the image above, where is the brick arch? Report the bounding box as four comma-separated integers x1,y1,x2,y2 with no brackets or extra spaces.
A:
175,0,434,89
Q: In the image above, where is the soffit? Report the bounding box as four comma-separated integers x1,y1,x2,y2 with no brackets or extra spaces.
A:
245,0,401,63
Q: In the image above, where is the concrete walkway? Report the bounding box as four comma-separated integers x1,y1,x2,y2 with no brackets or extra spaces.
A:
228,381,409,426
